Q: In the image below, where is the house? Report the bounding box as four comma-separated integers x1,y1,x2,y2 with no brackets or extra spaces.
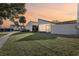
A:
51,20,78,35
25,18,52,32
25,21,38,32
25,18,78,35
38,18,52,32
10,24,20,31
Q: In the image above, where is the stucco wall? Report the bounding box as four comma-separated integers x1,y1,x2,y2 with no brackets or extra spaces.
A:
25,22,32,31
38,20,52,32
25,22,38,31
39,24,52,32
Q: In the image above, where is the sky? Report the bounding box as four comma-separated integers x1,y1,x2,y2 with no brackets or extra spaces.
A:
3,3,77,28
25,3,77,22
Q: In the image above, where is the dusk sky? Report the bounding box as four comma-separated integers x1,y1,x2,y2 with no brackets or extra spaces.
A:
25,3,77,22
3,3,77,28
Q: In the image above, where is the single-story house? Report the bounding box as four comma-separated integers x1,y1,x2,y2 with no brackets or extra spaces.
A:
25,18,53,32
10,24,20,31
25,21,38,32
51,20,79,35
25,18,79,35
38,18,52,32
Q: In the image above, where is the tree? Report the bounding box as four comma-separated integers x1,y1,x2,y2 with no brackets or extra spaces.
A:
14,21,19,28
0,17,3,28
0,3,26,25
19,16,26,26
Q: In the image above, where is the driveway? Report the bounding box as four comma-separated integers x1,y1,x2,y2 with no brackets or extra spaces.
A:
0,32,17,48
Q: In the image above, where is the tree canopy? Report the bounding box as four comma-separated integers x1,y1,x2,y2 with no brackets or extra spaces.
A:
0,16,3,25
0,3,26,20
19,16,26,24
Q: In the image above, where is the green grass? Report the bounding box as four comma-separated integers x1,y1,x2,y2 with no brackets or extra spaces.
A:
0,32,79,56
0,32,10,37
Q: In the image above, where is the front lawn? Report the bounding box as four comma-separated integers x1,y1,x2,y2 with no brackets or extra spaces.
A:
0,32,79,56
0,32,10,37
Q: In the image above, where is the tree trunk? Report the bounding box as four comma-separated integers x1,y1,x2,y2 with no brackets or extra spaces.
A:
0,25,2,29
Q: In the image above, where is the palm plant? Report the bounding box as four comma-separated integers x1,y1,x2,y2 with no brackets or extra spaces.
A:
19,16,26,30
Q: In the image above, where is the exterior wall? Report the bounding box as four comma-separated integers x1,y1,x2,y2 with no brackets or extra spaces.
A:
10,25,19,31
38,20,52,32
39,24,51,32
0,25,3,28
25,22,38,31
51,23,77,35
14,26,19,30
25,22,32,31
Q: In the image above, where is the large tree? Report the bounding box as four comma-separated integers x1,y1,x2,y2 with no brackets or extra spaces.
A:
0,3,26,24
19,16,26,29
0,17,3,28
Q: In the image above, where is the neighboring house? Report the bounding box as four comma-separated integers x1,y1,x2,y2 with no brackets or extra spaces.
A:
10,24,19,31
51,20,78,35
25,21,38,32
38,18,52,32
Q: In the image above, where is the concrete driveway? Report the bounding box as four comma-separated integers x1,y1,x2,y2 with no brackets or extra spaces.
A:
0,32,17,48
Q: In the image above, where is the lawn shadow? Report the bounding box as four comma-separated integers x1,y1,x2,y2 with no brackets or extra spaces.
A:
12,32,31,35
53,34,79,38
16,32,57,42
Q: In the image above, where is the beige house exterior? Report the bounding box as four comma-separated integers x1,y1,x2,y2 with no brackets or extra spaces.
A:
25,21,38,32
51,20,78,35
38,18,52,32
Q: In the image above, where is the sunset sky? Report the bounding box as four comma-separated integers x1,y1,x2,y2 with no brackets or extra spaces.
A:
3,3,77,28
25,3,77,22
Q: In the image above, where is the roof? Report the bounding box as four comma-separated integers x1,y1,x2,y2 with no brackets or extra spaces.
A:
26,21,38,26
10,24,15,26
53,20,77,24
38,18,52,23
38,18,77,24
